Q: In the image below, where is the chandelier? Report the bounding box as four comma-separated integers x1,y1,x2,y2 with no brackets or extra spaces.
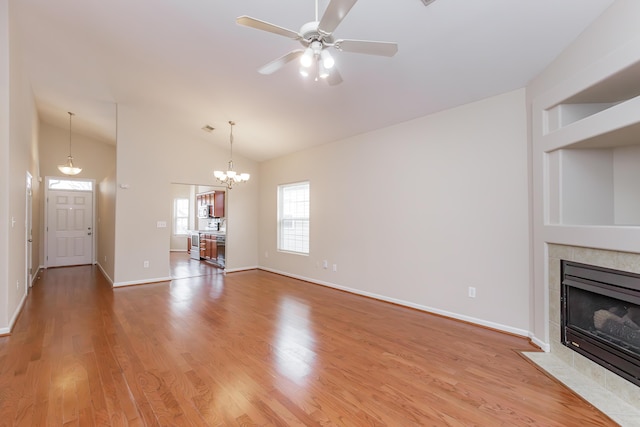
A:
57,111,82,176
214,121,250,189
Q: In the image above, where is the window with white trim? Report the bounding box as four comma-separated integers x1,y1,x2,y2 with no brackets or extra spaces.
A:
174,198,189,235
278,181,310,254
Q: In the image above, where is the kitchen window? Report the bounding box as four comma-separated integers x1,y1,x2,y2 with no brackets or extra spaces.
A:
174,198,189,236
278,181,309,254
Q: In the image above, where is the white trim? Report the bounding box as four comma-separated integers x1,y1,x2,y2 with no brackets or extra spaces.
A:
30,265,43,287
97,262,114,286
0,292,29,335
224,265,258,273
528,334,550,352
258,266,532,339
113,276,172,288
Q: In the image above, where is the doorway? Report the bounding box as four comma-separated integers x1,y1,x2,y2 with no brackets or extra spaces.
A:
25,172,33,290
44,177,96,268
170,183,226,279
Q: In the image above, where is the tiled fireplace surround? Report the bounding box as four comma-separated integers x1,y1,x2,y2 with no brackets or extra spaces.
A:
534,244,640,423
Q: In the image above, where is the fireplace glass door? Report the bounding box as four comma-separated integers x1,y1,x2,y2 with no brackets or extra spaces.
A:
561,260,640,386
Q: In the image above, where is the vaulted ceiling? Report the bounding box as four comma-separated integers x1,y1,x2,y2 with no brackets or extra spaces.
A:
12,0,615,161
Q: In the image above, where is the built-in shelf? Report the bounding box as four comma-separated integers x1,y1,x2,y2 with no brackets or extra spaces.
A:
538,36,640,231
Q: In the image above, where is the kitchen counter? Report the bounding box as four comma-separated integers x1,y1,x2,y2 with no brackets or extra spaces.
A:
189,229,226,236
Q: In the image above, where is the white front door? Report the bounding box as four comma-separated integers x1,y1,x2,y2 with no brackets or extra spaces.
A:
47,190,93,267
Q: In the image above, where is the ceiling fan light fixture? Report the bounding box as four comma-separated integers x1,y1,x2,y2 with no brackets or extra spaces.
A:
300,47,314,67
320,49,334,69
318,61,330,79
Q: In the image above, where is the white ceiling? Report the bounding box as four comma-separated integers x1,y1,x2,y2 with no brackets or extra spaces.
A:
12,0,615,162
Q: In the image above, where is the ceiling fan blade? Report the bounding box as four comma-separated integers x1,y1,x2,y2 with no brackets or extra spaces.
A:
318,0,358,35
334,39,398,57
326,67,343,86
258,50,304,75
236,16,301,40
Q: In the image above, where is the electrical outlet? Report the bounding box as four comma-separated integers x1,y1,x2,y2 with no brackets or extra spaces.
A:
333,264,338,272
265,251,269,258
468,287,476,298
104,255,107,262
322,260,328,269
143,261,149,268
16,280,19,290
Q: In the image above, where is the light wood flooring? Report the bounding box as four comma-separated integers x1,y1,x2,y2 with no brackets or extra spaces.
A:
0,262,616,426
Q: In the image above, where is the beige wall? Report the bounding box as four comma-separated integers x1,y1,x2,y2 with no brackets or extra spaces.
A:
259,89,532,333
113,105,259,286
97,169,116,283
0,0,10,330
1,0,40,333
38,121,116,273
38,121,115,181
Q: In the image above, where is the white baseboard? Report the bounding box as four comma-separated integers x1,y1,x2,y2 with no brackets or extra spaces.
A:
0,291,29,335
113,276,172,288
96,262,114,286
224,265,258,273
529,334,550,352
258,266,532,339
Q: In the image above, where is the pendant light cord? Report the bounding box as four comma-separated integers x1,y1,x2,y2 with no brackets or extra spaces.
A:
68,112,74,157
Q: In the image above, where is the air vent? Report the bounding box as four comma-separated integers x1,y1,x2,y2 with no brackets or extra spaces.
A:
202,125,215,133
421,0,436,6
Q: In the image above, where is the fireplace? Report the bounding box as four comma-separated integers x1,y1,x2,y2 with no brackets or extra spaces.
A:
561,260,640,387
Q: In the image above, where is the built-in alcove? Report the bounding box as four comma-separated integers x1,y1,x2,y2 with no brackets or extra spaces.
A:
545,60,640,133
546,144,640,226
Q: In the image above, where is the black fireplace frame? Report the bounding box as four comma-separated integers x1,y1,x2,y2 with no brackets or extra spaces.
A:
561,260,640,387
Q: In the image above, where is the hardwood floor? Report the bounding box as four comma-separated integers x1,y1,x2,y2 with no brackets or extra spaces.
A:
170,252,221,280
0,265,616,426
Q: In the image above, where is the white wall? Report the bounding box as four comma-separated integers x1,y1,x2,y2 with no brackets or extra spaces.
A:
561,148,614,225
113,106,259,286
614,145,640,225
259,89,531,333
527,0,640,343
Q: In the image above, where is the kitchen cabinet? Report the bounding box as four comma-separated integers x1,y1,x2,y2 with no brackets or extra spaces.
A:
214,192,225,217
200,233,217,261
195,191,225,218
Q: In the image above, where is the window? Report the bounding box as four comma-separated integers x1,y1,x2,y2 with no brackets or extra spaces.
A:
48,179,93,191
278,181,310,254
174,198,189,235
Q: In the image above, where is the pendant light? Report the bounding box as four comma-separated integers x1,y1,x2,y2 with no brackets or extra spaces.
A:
57,112,82,176
213,121,250,189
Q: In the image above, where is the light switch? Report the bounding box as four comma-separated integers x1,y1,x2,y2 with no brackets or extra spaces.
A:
157,221,167,228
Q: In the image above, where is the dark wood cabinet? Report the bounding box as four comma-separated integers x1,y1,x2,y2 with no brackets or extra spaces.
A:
195,191,225,218
214,192,225,217
200,233,217,261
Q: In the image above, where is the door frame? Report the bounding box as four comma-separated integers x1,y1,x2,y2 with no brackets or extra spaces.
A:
44,176,97,268
25,172,33,291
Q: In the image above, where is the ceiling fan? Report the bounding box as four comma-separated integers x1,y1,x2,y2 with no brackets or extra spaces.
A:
236,0,398,85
